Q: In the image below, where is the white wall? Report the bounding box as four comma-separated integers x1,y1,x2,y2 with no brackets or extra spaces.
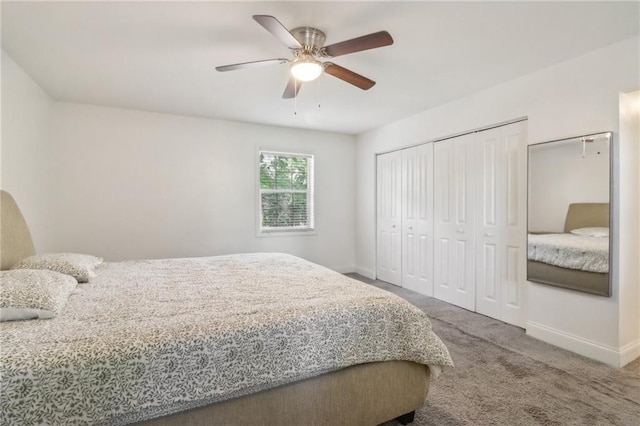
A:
1,51,54,250
2,51,356,271
618,90,640,365
528,137,610,232
355,36,640,366
42,103,356,271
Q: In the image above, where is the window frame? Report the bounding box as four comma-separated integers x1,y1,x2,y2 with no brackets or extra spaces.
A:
256,149,315,236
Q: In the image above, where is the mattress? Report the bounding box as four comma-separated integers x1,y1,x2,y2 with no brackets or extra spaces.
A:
527,233,609,273
0,253,453,425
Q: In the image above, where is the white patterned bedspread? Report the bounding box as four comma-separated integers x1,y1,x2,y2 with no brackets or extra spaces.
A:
527,234,609,273
0,253,453,425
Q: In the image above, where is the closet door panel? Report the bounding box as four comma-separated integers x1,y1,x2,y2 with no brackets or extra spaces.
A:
418,234,431,286
501,121,528,327
402,147,418,289
425,121,527,325
434,135,475,310
506,246,520,304
376,151,402,285
450,133,476,310
475,128,503,319
433,140,453,302
416,143,434,296
403,144,434,295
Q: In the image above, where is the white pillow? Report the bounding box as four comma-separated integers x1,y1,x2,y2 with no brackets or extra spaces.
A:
0,269,77,322
12,253,103,283
570,227,609,238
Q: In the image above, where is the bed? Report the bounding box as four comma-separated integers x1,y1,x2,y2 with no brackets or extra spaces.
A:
527,202,610,296
0,190,453,426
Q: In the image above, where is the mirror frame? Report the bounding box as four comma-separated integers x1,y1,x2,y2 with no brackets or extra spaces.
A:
526,131,613,297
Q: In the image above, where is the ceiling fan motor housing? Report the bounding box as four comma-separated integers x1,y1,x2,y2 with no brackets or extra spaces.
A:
290,27,326,54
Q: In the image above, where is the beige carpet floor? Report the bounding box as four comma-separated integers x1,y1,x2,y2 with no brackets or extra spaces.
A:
346,274,640,426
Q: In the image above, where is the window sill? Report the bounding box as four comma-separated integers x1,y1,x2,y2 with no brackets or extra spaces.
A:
256,229,317,238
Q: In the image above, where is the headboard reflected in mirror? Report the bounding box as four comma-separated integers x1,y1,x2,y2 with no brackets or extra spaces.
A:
527,132,612,297
0,190,36,270
564,202,609,233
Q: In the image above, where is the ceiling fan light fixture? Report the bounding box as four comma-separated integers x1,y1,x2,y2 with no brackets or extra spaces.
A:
290,57,323,82
217,15,393,98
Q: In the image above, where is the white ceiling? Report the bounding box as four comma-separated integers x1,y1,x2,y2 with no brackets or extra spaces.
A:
2,1,639,135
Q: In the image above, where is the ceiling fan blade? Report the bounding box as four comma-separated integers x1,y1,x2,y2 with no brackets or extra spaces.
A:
216,58,289,72
324,63,375,90
282,77,303,99
253,15,302,50
323,31,393,58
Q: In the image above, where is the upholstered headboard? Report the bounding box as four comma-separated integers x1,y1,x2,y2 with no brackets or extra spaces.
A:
0,190,36,270
563,202,610,233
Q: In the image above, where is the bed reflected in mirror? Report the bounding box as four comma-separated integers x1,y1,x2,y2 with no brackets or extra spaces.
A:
527,132,612,296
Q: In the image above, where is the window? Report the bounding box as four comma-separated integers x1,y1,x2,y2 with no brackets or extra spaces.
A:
258,151,314,233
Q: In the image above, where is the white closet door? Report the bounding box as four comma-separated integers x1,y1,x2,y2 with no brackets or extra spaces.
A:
434,140,453,302
376,150,402,286
451,133,477,310
475,127,504,320
402,144,434,295
474,121,528,327
434,134,476,309
501,121,528,327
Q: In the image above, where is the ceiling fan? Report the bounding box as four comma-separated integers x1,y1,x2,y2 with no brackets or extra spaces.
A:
216,15,394,99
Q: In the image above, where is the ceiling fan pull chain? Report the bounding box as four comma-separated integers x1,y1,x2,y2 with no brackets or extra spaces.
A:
294,79,298,115
317,76,321,109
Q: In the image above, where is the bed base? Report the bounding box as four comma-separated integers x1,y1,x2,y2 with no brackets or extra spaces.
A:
395,411,416,425
135,361,429,426
527,260,609,296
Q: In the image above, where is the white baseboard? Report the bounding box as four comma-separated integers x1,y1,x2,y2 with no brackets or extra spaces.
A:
526,321,624,367
354,265,375,280
620,339,640,367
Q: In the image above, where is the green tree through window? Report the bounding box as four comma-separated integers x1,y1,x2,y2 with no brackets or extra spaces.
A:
259,151,314,231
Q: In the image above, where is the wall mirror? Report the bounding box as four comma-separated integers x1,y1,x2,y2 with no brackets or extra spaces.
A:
527,131,612,296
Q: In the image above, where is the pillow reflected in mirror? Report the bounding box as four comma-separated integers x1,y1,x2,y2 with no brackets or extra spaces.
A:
570,227,609,238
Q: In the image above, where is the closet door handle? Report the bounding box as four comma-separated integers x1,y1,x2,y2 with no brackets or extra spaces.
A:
456,227,464,233
408,226,413,230
485,232,493,237
392,225,396,228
